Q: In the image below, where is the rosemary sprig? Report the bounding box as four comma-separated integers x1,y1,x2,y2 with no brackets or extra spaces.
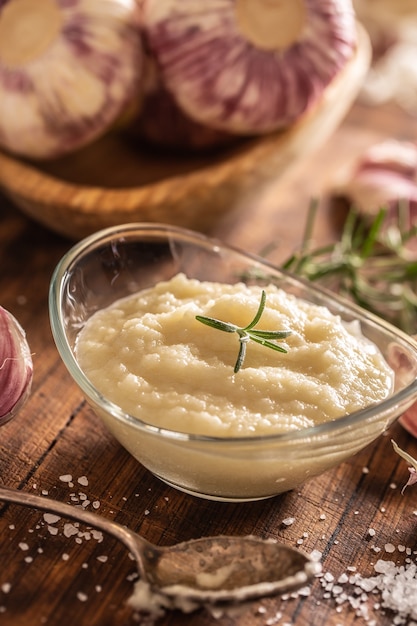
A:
195,290,291,373
280,202,417,334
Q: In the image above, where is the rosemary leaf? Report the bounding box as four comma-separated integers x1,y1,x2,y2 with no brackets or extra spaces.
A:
196,290,291,373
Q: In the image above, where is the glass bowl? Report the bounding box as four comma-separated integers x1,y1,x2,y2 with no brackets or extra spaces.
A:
49,224,417,502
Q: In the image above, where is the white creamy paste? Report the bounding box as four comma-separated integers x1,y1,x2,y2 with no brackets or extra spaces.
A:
75,274,394,437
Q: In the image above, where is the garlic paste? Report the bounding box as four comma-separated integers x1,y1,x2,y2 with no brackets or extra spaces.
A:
75,274,394,437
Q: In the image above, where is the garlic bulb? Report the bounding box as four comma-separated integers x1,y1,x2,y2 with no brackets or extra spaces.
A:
0,306,33,426
141,0,357,135
0,0,143,159
333,139,417,253
337,140,417,212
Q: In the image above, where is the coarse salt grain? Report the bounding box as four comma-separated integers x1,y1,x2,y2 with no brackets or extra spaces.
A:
59,475,72,483
44,513,60,525
319,555,417,623
97,555,108,563
63,523,79,538
384,543,396,553
76,592,88,602
282,517,295,526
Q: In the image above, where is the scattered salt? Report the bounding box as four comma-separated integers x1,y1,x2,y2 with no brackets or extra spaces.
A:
44,513,60,525
319,554,417,623
311,550,323,561
59,474,72,483
91,530,104,542
18,543,29,552
384,543,396,553
97,555,108,563
77,476,89,487
76,592,88,602
63,523,79,538
282,517,295,526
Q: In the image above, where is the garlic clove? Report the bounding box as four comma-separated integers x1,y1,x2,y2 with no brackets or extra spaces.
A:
0,306,33,426
141,0,357,135
0,0,143,159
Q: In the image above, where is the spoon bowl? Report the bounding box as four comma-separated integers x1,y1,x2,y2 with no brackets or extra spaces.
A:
0,487,319,607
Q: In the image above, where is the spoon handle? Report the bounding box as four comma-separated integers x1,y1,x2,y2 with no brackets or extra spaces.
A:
0,486,146,574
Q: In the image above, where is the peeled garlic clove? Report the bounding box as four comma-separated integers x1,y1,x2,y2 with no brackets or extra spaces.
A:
0,0,143,159
141,0,357,135
0,306,33,426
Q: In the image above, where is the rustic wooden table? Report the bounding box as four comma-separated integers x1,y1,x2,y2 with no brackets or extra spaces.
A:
1,100,417,626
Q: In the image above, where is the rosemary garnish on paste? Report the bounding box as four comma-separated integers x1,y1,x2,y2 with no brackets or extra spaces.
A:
196,290,291,373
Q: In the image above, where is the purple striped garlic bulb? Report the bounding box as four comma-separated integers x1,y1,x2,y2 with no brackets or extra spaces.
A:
0,306,33,426
334,139,417,254
141,0,357,135
0,0,143,159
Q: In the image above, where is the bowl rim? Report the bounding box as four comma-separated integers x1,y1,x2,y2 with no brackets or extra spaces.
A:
49,222,417,446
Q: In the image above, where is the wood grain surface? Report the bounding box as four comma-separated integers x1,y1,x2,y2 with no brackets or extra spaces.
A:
1,100,417,626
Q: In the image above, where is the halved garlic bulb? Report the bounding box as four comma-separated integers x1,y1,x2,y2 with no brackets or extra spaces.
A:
0,0,143,159
141,0,357,135
0,306,33,426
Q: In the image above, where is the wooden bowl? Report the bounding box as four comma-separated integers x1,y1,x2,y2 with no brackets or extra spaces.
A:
0,26,370,241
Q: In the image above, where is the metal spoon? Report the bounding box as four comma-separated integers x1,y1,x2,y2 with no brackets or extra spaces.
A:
0,486,320,606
